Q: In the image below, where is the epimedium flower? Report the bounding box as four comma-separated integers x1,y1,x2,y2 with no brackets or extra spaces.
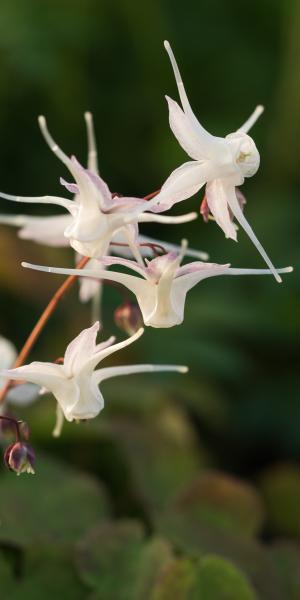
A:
22,243,293,329
153,40,281,282
0,113,198,260
0,322,188,423
0,211,209,303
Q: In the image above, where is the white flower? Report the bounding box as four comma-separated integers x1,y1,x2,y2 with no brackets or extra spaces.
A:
0,113,197,259
0,336,17,390
22,243,293,329
1,322,188,422
152,40,281,282
0,335,39,409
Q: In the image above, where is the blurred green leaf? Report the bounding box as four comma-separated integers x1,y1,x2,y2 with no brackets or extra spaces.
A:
259,463,300,536
0,454,109,545
2,545,87,600
269,542,300,600
156,513,284,599
191,554,258,600
173,471,264,538
106,405,203,512
76,519,172,599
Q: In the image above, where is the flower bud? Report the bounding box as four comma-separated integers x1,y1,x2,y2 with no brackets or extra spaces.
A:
114,301,143,336
4,442,35,475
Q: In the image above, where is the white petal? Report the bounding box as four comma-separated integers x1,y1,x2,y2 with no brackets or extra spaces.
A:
95,363,188,384
154,161,209,211
88,327,144,370
84,112,99,173
205,178,237,241
1,362,64,389
238,105,264,134
19,214,71,247
63,322,100,376
0,191,74,212
138,211,198,224
225,184,282,282
166,96,204,160
164,41,216,150
22,261,148,299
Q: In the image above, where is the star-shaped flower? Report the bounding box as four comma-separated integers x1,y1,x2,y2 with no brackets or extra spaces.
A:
153,41,281,282
1,323,188,422
22,243,293,329
0,113,197,259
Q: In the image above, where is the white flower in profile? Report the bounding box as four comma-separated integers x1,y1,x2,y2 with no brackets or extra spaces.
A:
0,113,197,260
1,323,188,423
155,40,281,282
22,242,293,329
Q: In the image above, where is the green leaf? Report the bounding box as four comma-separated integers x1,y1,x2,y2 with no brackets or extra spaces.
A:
0,453,109,545
173,471,264,538
76,519,172,599
191,555,258,600
106,405,203,512
269,542,300,600
151,558,197,600
2,546,87,600
156,513,285,600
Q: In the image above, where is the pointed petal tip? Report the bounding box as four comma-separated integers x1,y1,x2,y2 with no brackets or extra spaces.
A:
164,40,170,50
38,115,46,126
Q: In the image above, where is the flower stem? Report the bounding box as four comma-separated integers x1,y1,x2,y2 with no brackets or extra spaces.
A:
0,415,22,441
144,189,160,201
0,255,89,404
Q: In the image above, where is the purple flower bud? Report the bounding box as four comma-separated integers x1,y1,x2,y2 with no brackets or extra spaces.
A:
114,301,143,336
4,442,35,475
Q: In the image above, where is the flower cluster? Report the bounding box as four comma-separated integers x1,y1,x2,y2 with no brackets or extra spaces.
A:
0,42,293,473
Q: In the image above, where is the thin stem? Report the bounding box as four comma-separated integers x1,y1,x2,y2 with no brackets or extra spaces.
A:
0,255,89,404
0,415,22,441
110,241,166,256
143,189,161,201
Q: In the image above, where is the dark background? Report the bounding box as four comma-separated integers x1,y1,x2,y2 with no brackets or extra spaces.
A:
0,1,299,597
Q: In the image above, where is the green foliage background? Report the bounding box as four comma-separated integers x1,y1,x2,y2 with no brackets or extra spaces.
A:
0,0,299,597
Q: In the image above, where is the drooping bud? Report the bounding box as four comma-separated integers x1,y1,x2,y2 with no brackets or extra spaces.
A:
114,301,143,336
4,442,35,475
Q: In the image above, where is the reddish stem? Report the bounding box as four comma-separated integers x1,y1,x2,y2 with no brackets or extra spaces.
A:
0,415,22,441
143,189,161,201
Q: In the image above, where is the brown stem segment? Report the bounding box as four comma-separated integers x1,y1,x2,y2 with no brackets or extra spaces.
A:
143,189,160,201
0,255,89,404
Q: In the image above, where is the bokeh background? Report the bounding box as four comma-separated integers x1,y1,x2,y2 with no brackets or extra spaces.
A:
0,0,299,598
